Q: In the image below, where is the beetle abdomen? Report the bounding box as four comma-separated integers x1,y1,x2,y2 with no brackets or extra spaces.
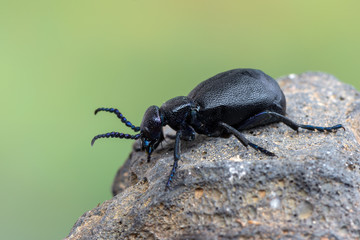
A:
188,69,286,126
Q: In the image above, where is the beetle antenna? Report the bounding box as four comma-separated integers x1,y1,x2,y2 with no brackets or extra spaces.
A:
91,132,141,146
94,108,140,132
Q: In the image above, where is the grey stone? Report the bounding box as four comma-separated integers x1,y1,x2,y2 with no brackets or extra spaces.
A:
67,72,360,239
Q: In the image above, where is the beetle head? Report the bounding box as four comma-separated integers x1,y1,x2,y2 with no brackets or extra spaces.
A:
140,105,164,159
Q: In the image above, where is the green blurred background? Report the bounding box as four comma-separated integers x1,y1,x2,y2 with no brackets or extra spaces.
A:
1,1,359,239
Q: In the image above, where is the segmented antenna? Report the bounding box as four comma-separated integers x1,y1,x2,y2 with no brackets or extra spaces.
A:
91,132,141,146
94,107,140,132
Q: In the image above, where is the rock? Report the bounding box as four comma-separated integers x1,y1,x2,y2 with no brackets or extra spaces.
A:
67,72,360,239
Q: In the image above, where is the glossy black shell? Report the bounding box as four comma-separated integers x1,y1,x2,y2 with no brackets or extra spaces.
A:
92,68,343,189
188,69,286,129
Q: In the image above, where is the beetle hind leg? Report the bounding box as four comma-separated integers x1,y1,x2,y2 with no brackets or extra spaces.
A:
238,111,344,133
219,122,275,156
237,111,297,131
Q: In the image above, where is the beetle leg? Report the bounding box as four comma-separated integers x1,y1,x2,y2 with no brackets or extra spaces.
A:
180,125,196,141
219,122,275,156
166,131,182,190
237,111,297,131
239,111,344,133
165,133,177,140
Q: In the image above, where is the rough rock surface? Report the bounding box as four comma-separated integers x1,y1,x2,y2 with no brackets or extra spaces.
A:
67,73,360,239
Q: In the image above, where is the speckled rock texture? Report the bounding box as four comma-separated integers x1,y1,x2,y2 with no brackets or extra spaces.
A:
67,73,360,240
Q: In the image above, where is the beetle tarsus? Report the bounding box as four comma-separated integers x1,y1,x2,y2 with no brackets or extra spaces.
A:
299,124,344,132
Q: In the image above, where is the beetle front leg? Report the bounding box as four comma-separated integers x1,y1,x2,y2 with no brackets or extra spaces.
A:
166,131,182,190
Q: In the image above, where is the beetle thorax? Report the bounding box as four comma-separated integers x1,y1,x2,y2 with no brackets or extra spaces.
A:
160,96,196,131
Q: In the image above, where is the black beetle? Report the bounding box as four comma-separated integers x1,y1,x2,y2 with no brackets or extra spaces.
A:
92,68,343,189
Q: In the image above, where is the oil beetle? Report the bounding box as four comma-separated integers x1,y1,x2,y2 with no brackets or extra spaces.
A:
92,68,344,189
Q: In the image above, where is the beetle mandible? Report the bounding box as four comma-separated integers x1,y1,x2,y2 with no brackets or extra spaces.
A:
92,68,344,189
